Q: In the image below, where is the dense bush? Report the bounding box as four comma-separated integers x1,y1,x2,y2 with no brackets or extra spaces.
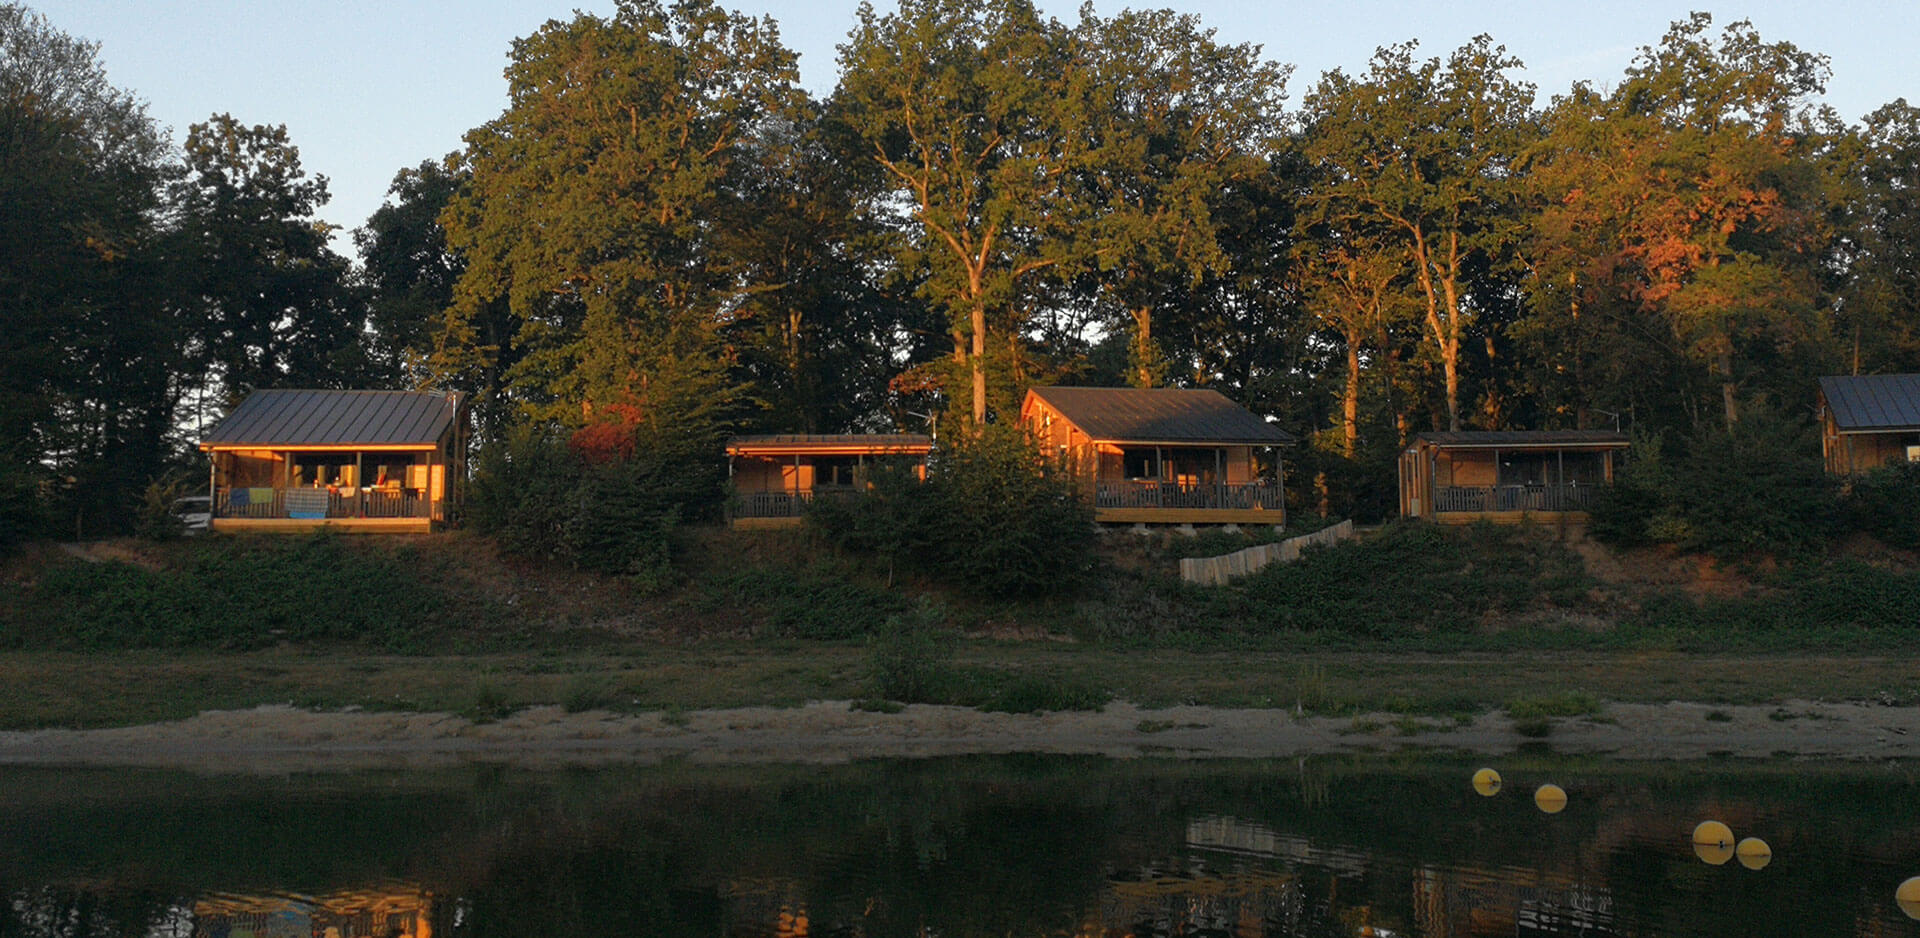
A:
810,424,1096,597
466,421,723,587
1590,413,1837,558
5,536,485,651
1841,460,1920,550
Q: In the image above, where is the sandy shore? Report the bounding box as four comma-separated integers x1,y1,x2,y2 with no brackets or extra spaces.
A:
0,699,1915,771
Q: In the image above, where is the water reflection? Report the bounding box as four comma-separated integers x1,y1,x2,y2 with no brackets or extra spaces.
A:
2,758,1920,937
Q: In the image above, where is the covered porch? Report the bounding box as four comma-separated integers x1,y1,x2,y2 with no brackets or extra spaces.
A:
726,434,933,529
1399,430,1628,524
1086,444,1285,524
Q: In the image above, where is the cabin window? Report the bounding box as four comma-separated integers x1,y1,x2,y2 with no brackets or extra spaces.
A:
1122,449,1161,480
291,453,358,488
814,457,858,487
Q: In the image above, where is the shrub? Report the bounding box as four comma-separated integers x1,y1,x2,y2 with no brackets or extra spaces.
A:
867,605,956,703
1842,460,1920,550
1591,413,1837,558
812,424,1096,598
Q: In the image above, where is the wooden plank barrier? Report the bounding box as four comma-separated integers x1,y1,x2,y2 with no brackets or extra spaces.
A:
1179,519,1356,586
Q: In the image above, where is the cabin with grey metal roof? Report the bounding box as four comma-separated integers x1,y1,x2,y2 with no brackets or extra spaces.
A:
1398,429,1629,524
724,433,934,529
1818,375,1920,475
197,389,466,533
1020,387,1293,526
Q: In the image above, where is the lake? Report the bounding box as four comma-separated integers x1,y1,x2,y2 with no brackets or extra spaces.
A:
5,755,1920,936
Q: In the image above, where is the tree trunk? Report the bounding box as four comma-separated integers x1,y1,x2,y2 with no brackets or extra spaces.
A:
1342,331,1361,459
1131,306,1156,388
971,299,987,426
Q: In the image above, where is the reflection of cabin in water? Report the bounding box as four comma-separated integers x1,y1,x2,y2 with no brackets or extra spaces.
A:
1398,431,1629,524
1020,386,1294,526
199,390,466,533
190,885,433,938
725,434,933,529
1818,374,1920,476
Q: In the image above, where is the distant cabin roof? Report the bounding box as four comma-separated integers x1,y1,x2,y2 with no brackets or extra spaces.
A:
200,390,462,449
1026,387,1294,446
726,434,933,457
1412,430,1630,450
1820,374,1920,432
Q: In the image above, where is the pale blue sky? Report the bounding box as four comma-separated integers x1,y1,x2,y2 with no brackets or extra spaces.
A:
28,1,1918,256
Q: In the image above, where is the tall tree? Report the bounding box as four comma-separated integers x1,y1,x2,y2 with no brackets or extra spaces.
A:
170,114,370,403
833,0,1086,426
1070,8,1290,388
1528,14,1836,428
442,0,800,441
1301,37,1535,431
0,3,173,540
1835,100,1920,374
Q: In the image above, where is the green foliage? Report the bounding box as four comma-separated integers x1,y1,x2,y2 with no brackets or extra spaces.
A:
1228,522,1594,638
704,562,914,640
466,425,579,561
132,476,196,542
1841,461,1920,550
561,675,620,713
1628,559,1920,637
810,425,1095,597
9,536,488,652
1505,691,1602,720
1594,413,1837,558
866,605,955,703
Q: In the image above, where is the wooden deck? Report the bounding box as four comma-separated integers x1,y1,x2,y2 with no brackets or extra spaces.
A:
209,517,434,533
1094,507,1286,526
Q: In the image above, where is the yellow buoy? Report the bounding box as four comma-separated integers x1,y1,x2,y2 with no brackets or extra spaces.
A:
1692,820,1734,847
1897,877,1920,920
1694,840,1734,865
1736,837,1771,870
1473,768,1503,796
1534,783,1567,814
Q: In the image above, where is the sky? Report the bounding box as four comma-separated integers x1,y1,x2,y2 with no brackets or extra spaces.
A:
28,0,1920,257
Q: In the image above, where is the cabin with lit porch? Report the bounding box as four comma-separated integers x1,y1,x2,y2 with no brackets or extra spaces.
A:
1020,386,1293,526
198,389,465,533
726,433,933,528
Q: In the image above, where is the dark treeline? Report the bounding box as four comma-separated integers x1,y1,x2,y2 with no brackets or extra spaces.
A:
5,0,1919,544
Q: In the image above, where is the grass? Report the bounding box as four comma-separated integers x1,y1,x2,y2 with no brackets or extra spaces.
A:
0,646,1917,730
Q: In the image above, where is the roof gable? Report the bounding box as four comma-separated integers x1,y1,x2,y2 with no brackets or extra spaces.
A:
1026,387,1294,445
1820,375,1920,432
201,390,462,448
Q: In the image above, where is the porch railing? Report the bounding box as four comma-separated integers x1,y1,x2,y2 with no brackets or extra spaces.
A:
1434,483,1601,513
1094,480,1284,511
733,487,865,519
215,487,435,520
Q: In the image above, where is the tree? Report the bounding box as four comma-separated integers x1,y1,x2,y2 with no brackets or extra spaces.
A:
1834,100,1920,374
356,160,462,384
170,114,372,404
0,4,174,540
1070,8,1289,388
1527,15,1837,428
833,0,1086,426
442,0,800,436
1301,37,1535,431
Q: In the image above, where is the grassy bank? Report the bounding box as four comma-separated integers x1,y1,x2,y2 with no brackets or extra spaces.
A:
4,522,1920,728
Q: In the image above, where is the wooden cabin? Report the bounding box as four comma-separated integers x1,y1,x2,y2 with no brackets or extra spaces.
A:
1818,374,1920,475
198,389,465,533
726,434,933,529
1398,430,1628,524
1020,386,1294,526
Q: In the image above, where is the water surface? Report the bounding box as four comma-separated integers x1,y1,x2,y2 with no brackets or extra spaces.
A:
5,756,1920,936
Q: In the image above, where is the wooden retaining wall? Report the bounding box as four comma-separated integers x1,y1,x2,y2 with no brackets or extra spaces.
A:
1178,519,1356,586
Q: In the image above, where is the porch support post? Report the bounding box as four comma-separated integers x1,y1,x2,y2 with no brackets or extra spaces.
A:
1155,446,1164,506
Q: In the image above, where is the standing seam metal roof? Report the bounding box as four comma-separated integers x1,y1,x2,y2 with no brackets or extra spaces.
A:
1820,375,1920,432
1413,430,1630,448
1027,387,1294,445
200,390,461,448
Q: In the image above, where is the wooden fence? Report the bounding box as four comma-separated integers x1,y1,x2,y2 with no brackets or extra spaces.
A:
1178,519,1356,586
